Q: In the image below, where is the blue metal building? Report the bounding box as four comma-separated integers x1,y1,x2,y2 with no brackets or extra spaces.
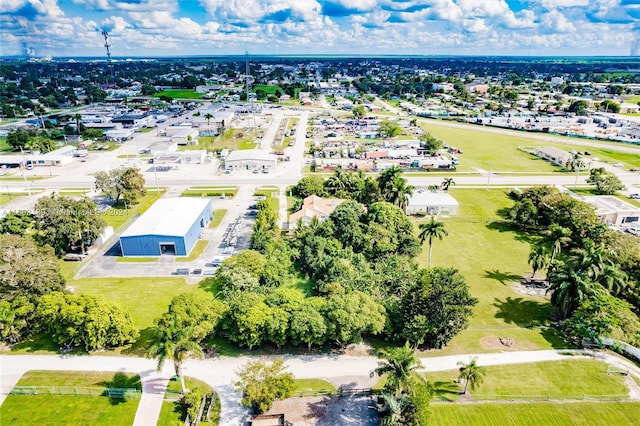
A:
119,198,212,256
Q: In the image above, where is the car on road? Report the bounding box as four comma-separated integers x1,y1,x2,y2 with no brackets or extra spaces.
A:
629,193,640,200
631,168,640,172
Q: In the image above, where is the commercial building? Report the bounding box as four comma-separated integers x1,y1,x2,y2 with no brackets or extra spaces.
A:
119,198,212,256
224,150,277,171
406,191,459,216
27,145,77,167
582,196,640,226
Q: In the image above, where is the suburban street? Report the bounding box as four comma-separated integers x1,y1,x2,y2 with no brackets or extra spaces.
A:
2,349,639,425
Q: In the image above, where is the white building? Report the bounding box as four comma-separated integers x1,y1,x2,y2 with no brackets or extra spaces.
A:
224,150,277,171
407,191,459,216
582,196,640,226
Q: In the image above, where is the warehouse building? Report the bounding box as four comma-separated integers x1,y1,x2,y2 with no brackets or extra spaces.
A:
119,198,212,256
224,149,277,171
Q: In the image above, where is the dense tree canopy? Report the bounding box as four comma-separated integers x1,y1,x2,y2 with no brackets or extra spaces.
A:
95,167,146,205
0,234,65,303
33,195,106,255
235,359,295,414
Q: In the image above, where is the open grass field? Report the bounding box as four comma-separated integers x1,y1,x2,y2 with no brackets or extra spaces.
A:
427,359,628,402
153,90,203,99
158,376,219,426
428,402,640,426
0,371,142,426
294,379,337,393
0,193,28,206
422,120,640,172
415,188,566,356
253,84,283,95
0,136,13,152
198,129,258,151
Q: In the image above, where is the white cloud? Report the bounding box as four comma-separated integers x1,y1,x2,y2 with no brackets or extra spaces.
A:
540,10,577,32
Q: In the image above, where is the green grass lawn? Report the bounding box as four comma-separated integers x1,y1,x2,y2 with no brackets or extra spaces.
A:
0,371,142,426
199,129,258,151
422,120,640,172
176,240,209,262
414,188,566,356
100,191,164,231
158,377,219,426
182,186,238,198
0,136,13,151
294,379,336,392
153,90,203,99
0,193,29,206
253,84,283,95
209,209,227,228
427,359,628,402
428,402,640,426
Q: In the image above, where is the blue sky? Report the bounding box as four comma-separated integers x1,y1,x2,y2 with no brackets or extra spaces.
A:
1,0,639,57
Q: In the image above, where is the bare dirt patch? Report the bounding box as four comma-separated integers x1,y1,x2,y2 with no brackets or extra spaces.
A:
479,335,540,351
512,279,549,298
263,395,378,426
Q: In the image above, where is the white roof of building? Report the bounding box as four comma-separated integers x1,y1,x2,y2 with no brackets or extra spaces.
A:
409,191,459,207
582,196,640,215
120,198,211,238
225,149,276,163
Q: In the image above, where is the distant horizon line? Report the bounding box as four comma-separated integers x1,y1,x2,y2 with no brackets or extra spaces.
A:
2,54,640,60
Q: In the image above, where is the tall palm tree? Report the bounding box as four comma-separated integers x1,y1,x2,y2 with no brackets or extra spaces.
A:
457,358,485,394
386,175,414,211
528,244,549,280
370,343,423,398
377,165,402,195
547,269,603,319
542,224,572,263
418,217,448,268
74,113,82,135
204,113,213,127
146,328,203,394
569,239,606,280
441,178,455,191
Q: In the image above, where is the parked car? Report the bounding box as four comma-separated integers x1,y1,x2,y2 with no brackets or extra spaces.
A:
629,194,640,200
631,168,640,172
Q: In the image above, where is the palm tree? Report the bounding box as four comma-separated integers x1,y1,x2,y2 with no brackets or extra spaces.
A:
386,175,414,211
370,343,423,398
599,264,628,297
74,113,82,135
568,239,606,280
542,224,572,263
377,165,402,195
457,358,485,394
565,153,585,172
146,328,203,394
418,217,448,268
441,178,455,191
547,269,603,319
427,184,439,192
528,244,549,280
204,113,213,127
379,393,412,426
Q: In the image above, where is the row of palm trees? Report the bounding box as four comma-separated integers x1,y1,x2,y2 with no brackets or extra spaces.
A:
527,225,629,319
371,344,485,424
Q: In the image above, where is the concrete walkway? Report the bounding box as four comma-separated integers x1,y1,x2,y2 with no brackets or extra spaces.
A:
2,349,640,425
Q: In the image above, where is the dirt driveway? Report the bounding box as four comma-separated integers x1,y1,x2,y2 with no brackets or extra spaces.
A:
265,395,378,426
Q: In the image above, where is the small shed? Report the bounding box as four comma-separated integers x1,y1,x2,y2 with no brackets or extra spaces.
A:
407,191,459,216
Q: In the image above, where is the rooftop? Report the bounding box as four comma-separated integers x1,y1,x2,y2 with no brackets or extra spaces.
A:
120,198,211,238
409,191,459,206
225,149,276,162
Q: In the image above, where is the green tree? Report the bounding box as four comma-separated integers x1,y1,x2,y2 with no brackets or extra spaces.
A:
147,292,225,393
352,105,366,118
441,177,455,191
542,224,572,263
508,198,539,230
547,269,604,319
203,113,213,126
33,195,106,255
289,299,327,351
567,100,588,115
0,210,34,236
419,132,443,153
224,293,270,349
397,268,477,348
528,244,549,279
0,234,65,302
37,292,138,352
95,167,146,205
384,175,414,211
586,167,625,195
370,343,423,397
323,291,385,346
292,175,327,198
378,119,402,138
457,358,486,394
564,153,584,172
418,216,448,268
377,166,403,199
235,358,295,414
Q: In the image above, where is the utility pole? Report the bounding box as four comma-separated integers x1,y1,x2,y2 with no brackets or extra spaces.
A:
486,160,492,191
